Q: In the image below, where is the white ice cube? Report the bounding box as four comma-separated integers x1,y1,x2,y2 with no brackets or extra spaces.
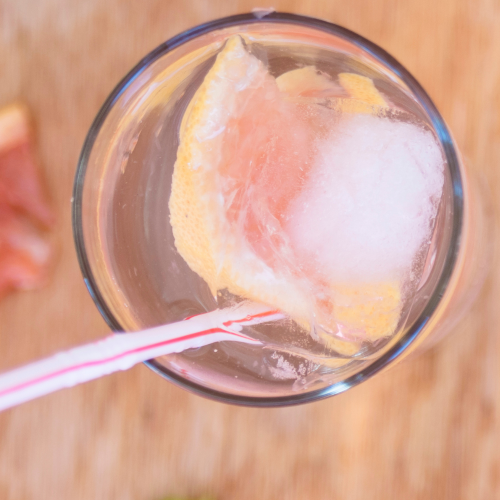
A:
285,113,444,283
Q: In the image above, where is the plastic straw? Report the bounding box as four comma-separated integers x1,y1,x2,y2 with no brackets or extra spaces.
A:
0,302,283,412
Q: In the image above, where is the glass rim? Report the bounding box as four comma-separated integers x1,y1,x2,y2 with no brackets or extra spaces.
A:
72,11,464,407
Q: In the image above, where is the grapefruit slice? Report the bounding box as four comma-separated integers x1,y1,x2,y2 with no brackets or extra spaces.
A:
0,104,53,296
170,36,319,322
0,204,52,292
0,104,55,228
169,36,401,353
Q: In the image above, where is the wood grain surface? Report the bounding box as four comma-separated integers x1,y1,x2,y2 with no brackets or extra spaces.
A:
0,0,499,498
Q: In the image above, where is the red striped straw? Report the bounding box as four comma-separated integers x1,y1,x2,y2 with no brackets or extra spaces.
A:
0,302,283,412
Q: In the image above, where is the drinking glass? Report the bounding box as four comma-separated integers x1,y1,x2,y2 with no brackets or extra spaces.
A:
72,12,489,406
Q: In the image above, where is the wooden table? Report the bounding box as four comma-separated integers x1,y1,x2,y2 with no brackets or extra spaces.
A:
0,0,499,498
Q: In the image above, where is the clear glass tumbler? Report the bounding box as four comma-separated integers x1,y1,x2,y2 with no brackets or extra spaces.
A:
72,12,489,406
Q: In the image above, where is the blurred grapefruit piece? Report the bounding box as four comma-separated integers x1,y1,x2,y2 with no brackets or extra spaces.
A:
0,103,54,296
0,204,52,292
0,104,55,228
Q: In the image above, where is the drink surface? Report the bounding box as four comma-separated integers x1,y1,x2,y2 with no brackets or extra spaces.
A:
166,35,444,381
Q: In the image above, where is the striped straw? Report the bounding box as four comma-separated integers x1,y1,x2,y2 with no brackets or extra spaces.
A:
0,302,283,412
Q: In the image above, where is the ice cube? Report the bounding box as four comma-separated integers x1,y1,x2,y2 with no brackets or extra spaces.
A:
285,113,445,283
